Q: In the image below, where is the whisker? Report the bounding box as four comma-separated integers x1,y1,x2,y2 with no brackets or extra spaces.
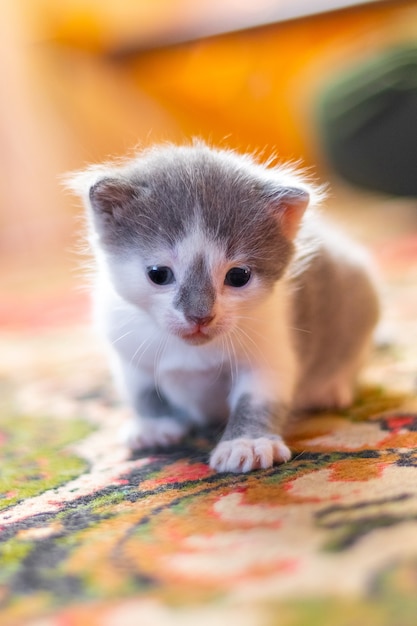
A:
233,324,268,367
223,334,235,387
154,333,170,401
288,326,312,335
232,325,266,376
130,336,154,368
111,329,134,346
226,333,240,383
210,336,227,385
229,327,251,371
236,314,312,338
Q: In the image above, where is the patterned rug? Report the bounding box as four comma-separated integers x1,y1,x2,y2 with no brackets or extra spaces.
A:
1,238,417,626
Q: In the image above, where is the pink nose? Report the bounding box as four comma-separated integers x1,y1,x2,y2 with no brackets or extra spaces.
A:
186,314,214,327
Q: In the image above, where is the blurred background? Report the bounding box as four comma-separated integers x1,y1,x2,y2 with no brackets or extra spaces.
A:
1,0,417,329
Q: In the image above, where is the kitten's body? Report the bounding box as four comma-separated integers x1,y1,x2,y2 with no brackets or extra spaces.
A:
69,143,379,473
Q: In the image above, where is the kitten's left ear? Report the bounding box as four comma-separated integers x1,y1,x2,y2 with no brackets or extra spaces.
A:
268,187,310,240
88,177,138,222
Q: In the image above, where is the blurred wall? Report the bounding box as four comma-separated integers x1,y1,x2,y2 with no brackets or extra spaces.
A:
1,0,416,280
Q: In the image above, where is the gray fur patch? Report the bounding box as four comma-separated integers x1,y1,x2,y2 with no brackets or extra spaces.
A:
291,244,380,389
136,387,190,423
89,175,188,254
222,393,289,440
173,254,216,321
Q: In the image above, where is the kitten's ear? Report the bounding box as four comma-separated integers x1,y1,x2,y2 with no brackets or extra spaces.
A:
268,187,310,240
89,177,137,222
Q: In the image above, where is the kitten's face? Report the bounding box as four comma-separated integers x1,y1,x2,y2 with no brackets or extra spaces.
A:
105,223,278,346
78,144,309,345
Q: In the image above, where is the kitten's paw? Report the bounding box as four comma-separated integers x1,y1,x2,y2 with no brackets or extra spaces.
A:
120,417,187,450
209,436,291,473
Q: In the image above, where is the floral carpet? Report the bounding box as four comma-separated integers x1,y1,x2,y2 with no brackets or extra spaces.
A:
1,234,417,625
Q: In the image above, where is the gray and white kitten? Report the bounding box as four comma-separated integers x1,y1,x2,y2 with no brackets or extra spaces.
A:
68,142,379,473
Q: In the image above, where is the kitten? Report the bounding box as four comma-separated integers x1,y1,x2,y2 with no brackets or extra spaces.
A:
67,142,380,473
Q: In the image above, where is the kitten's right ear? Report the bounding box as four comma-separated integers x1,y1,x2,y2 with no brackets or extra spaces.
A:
88,178,137,222
272,188,310,240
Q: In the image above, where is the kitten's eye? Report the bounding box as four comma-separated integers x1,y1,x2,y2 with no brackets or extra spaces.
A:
147,265,175,286
224,266,251,288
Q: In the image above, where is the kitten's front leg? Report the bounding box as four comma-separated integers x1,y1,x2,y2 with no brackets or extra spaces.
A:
121,389,190,451
116,361,190,450
209,392,292,473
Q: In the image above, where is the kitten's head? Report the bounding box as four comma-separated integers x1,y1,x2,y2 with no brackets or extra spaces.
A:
67,142,317,345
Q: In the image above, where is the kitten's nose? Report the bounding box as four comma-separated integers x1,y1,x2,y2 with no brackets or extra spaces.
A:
186,314,215,327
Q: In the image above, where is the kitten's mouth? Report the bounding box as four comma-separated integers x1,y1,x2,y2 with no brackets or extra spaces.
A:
180,328,212,345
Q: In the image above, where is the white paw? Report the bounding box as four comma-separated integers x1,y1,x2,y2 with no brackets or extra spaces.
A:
209,436,291,473
120,417,187,450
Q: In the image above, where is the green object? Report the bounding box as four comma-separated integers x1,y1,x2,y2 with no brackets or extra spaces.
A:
318,45,417,196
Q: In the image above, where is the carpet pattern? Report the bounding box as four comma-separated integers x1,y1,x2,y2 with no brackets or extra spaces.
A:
1,243,417,625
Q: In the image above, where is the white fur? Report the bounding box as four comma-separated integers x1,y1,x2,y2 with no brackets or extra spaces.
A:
120,416,188,449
